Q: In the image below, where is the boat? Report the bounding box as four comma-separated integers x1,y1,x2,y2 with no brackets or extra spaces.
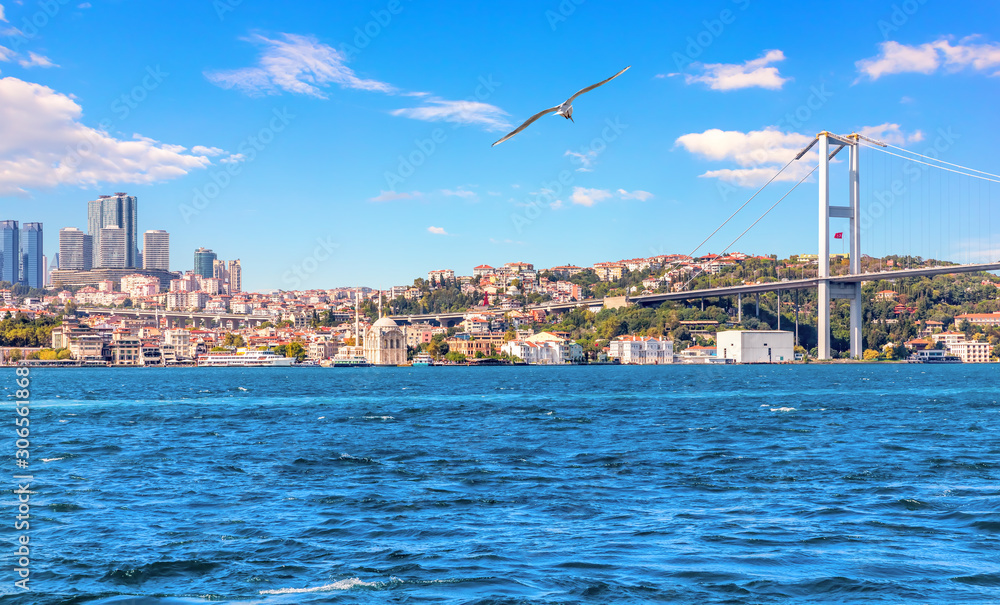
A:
328,354,374,368
196,349,294,367
412,353,435,366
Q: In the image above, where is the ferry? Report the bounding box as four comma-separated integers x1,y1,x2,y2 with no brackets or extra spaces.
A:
412,353,435,366
196,349,295,367
328,354,374,368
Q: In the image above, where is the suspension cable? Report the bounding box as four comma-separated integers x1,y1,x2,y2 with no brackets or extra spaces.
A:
861,142,1000,184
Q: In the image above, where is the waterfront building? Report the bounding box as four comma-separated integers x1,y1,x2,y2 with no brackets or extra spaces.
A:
194,248,216,278
88,193,138,267
609,335,675,364
717,330,794,364
21,223,43,288
949,340,991,363
143,230,169,271
0,220,19,284
363,305,406,366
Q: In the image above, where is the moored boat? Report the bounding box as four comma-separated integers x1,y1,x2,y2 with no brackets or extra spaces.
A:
196,349,294,367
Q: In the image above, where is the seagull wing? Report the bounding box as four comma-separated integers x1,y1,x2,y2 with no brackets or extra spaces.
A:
565,65,631,105
492,106,561,146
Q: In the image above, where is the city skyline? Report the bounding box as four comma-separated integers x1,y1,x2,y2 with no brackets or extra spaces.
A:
1,2,999,290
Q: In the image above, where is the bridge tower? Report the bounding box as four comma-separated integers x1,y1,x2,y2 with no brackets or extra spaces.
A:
813,132,867,359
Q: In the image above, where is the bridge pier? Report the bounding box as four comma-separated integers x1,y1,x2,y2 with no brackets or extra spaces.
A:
737,293,742,323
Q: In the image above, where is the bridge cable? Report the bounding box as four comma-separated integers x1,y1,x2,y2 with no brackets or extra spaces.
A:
881,141,1000,180
680,165,818,291
861,142,1000,184
683,155,799,261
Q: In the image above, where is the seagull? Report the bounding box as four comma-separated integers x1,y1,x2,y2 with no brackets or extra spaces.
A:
491,65,631,147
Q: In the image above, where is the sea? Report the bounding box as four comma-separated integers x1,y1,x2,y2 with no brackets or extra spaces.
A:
1,365,999,604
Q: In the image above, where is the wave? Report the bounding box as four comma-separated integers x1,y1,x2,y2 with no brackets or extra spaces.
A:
260,577,380,594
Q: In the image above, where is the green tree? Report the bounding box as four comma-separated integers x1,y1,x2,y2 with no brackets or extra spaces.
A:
444,351,467,363
285,341,307,362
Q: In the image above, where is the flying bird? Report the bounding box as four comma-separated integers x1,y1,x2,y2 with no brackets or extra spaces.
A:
491,65,631,147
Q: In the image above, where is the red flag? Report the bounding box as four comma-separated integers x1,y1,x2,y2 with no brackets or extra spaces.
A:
834,232,843,239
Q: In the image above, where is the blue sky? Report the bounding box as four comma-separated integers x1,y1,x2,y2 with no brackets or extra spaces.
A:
1,0,999,290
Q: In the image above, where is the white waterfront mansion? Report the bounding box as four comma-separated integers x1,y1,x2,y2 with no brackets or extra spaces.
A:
608,335,675,364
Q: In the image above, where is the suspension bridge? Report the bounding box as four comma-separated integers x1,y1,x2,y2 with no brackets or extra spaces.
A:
393,130,1000,359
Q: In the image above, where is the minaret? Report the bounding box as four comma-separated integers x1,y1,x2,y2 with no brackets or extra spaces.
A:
354,291,360,351
379,291,383,319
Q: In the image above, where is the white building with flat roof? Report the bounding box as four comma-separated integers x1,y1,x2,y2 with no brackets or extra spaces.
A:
717,330,795,364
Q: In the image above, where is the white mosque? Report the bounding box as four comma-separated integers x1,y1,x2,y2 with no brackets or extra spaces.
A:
362,297,406,366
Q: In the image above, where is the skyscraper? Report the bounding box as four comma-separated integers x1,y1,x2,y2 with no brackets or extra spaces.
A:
0,220,19,285
21,222,43,288
194,247,216,278
99,226,127,268
228,259,242,293
59,227,93,270
143,230,170,271
212,259,228,292
87,193,138,267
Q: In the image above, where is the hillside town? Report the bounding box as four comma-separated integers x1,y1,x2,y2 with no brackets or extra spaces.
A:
3,249,1000,367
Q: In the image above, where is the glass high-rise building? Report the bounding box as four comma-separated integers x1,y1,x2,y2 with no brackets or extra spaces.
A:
0,220,19,285
194,247,217,278
87,193,138,267
143,230,170,271
99,226,127,268
21,222,43,288
59,227,93,271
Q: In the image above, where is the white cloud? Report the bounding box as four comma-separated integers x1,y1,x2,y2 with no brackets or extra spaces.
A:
440,188,477,200
192,145,225,156
569,187,614,207
0,76,213,196
681,50,790,91
219,153,245,164
78,2,92,8
617,189,654,202
0,5,6,22
856,36,1000,81
370,190,421,202
0,46,57,69
206,33,393,98
427,226,448,235
675,127,816,187
565,149,597,172
391,97,511,131
857,123,924,145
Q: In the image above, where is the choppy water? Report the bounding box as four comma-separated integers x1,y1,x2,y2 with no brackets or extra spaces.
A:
2,365,999,604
